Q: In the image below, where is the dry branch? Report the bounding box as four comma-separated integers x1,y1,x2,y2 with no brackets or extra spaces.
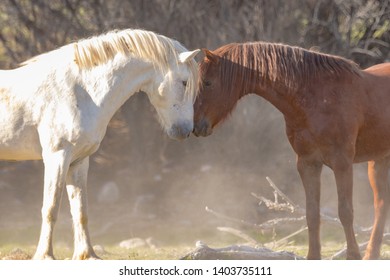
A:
251,192,295,213
269,226,308,248
253,177,372,234
266,176,299,210
217,227,260,246
258,216,306,229
205,206,305,230
205,206,263,229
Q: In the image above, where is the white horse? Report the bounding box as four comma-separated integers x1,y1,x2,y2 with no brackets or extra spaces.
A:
0,29,200,259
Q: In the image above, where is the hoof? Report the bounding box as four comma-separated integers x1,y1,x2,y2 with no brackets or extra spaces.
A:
306,253,321,260
32,254,55,260
72,252,101,260
346,252,362,260
363,253,379,260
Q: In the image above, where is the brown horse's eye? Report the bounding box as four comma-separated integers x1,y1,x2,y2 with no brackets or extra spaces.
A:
204,80,212,87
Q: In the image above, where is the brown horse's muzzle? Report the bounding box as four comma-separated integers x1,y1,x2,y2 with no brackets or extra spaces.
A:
193,118,213,137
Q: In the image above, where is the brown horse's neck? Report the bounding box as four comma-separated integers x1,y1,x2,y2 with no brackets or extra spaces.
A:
242,73,306,125
218,42,361,126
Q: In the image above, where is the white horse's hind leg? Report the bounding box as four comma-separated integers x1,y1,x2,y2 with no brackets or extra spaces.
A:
66,157,99,260
33,150,71,260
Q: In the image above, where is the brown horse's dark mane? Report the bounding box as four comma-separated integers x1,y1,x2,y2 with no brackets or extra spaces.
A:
202,42,361,94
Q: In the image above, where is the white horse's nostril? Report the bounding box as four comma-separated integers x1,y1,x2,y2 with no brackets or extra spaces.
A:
168,121,193,140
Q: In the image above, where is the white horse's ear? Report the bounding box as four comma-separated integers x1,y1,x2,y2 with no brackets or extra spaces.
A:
179,49,201,63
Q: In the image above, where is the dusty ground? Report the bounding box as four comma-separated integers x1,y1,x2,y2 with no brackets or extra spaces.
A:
0,96,387,260
1,214,390,260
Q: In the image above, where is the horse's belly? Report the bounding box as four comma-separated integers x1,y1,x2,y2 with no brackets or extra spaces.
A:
0,126,42,161
354,129,390,162
354,145,390,163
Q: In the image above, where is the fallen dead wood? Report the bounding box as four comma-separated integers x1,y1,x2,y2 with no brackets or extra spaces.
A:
180,241,304,260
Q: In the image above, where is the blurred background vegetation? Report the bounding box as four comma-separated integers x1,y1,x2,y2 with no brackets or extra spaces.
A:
0,0,389,254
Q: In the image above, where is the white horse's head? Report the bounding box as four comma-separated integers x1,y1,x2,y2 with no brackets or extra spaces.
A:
147,49,200,140
72,29,200,140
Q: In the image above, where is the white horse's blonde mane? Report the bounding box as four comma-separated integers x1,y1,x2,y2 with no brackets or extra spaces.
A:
74,29,198,101
23,29,198,101
74,29,171,69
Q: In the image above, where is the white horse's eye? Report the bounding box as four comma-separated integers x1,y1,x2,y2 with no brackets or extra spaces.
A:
182,81,187,87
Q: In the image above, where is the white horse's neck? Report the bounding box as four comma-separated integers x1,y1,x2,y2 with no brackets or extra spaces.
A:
78,55,156,125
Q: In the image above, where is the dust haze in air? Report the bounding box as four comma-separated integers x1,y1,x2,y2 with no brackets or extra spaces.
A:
0,0,389,249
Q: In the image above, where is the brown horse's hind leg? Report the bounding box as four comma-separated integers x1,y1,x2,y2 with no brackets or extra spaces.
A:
364,158,390,260
332,157,361,260
297,157,323,260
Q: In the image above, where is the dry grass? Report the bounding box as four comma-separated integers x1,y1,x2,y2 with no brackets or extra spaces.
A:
1,241,390,260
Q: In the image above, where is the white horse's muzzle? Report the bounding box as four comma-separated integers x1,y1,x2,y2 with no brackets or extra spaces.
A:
167,121,193,140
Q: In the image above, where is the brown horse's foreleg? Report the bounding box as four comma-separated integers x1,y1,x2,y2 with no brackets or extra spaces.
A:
297,156,323,260
364,159,390,260
332,158,361,260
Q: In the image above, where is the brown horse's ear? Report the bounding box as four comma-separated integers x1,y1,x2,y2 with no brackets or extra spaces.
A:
202,48,219,64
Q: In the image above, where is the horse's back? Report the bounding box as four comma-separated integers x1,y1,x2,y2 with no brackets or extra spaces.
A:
363,63,390,90
364,62,390,76
361,63,390,98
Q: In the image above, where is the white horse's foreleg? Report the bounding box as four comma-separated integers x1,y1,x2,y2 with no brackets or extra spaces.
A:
33,150,71,260
66,156,99,260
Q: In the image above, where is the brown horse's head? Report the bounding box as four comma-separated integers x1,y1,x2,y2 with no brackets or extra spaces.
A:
193,48,241,137
193,43,361,137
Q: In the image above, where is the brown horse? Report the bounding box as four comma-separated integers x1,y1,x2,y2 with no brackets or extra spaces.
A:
193,42,390,260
